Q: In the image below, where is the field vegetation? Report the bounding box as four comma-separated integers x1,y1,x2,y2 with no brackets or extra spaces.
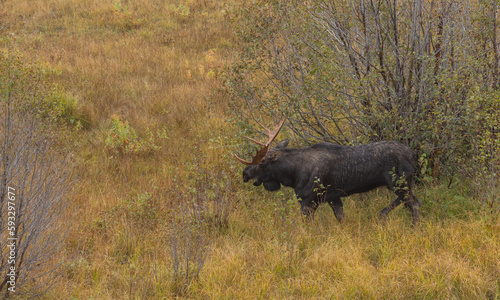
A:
0,0,499,299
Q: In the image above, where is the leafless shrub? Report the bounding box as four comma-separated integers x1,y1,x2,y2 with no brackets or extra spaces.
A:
167,216,210,295
273,192,299,267
185,168,233,230
0,54,73,298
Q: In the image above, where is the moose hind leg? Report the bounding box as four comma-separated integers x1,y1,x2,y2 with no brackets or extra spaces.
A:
379,193,405,219
381,166,416,221
403,190,421,224
411,190,422,208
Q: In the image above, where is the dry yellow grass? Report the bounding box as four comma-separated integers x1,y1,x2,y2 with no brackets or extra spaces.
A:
1,0,500,299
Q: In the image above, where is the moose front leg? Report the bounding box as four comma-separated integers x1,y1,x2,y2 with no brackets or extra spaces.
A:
297,195,318,220
326,194,344,223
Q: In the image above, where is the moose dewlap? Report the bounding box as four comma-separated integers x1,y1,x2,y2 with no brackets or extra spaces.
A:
235,117,421,224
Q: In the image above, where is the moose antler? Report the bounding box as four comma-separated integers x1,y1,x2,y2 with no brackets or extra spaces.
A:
234,116,286,165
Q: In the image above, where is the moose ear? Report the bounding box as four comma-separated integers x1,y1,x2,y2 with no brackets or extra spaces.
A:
275,139,289,149
268,150,282,161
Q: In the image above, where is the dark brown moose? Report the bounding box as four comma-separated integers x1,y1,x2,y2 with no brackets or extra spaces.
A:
235,117,421,224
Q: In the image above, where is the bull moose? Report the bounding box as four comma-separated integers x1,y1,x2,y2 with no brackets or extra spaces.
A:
235,117,421,224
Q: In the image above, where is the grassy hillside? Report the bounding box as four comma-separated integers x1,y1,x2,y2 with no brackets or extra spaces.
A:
1,0,499,299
